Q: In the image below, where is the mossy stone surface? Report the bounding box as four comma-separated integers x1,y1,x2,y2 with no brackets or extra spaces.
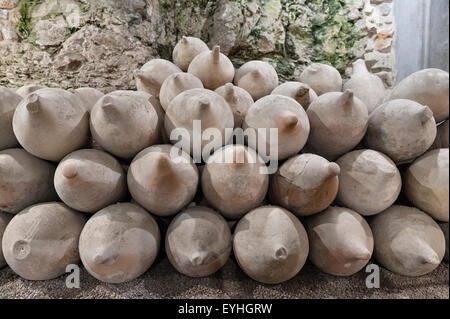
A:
2,0,367,90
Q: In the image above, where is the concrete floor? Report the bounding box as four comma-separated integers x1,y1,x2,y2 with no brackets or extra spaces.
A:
0,257,448,299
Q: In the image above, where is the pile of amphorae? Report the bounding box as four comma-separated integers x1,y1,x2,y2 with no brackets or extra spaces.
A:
0,36,448,284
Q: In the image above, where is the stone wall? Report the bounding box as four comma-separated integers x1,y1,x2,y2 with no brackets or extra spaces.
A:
0,0,395,92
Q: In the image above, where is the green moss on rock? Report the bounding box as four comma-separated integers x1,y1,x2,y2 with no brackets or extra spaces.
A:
17,0,42,37
203,0,364,80
5,0,369,91
16,0,89,41
309,0,363,73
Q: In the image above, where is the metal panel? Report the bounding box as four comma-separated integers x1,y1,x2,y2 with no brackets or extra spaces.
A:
394,0,449,83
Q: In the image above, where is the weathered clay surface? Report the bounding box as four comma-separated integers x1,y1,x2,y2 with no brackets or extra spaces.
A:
215,83,254,128
364,99,437,163
188,46,235,90
172,36,209,72
405,148,449,222
430,120,449,150
0,86,22,150
166,206,231,277
271,82,317,110
336,149,401,216
305,206,373,276
164,88,234,158
300,63,342,95
0,212,12,268
440,223,449,261
90,92,158,159
79,202,160,284
128,144,199,217
202,145,269,219
0,149,57,214
388,69,449,123
12,88,89,162
233,205,309,284
243,94,310,161
2,202,86,280
160,73,204,111
343,59,386,114
234,60,278,100
72,87,104,112
306,90,368,160
54,149,127,214
109,90,167,144
135,59,182,97
370,205,445,277
269,153,340,217
15,84,46,98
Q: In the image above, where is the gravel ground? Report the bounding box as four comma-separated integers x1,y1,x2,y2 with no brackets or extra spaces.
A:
0,256,448,299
